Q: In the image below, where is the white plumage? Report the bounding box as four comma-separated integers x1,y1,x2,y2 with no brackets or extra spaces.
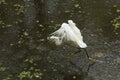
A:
48,20,87,48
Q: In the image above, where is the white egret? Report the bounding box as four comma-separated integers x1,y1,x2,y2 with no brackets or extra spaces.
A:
48,20,90,59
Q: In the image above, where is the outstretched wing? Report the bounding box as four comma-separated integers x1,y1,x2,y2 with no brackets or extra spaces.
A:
49,23,78,45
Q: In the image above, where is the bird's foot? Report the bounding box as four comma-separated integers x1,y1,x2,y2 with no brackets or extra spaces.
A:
88,57,95,62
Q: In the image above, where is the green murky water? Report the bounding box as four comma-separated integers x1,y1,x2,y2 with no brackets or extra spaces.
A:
0,0,120,80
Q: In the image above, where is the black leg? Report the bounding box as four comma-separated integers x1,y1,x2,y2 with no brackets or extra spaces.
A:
84,48,90,59
67,49,81,59
84,48,95,61
74,49,81,54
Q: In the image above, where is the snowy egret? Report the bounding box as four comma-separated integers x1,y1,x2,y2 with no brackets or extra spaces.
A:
48,20,90,59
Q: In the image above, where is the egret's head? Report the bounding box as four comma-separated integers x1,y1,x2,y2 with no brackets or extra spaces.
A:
61,23,70,29
62,23,68,27
68,20,73,23
68,20,75,26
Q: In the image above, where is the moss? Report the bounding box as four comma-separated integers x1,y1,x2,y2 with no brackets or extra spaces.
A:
74,4,79,8
18,39,24,44
112,16,120,30
0,66,6,72
17,71,32,80
14,4,24,15
11,59,43,80
111,9,120,31
24,59,33,63
73,75,77,79
117,9,120,13
65,10,71,13
23,32,29,36
2,77,11,80
0,0,6,4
